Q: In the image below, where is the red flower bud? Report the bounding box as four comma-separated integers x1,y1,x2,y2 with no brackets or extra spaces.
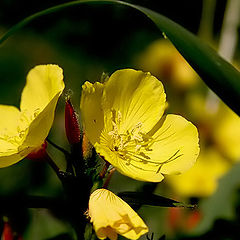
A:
65,98,81,144
2,218,22,240
27,141,47,160
2,222,14,240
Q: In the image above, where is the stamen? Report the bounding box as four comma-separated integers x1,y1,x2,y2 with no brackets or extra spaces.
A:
106,109,153,165
0,109,38,146
102,110,185,174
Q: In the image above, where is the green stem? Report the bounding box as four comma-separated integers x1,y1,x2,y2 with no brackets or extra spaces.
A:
47,138,70,156
218,0,240,61
44,152,61,176
205,0,240,113
198,0,216,42
47,138,73,173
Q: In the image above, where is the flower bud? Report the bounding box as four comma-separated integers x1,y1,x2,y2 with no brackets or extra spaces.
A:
2,221,14,240
27,141,47,160
65,98,81,144
2,217,22,240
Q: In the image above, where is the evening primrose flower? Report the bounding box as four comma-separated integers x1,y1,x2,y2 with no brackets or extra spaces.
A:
213,105,240,161
88,188,148,240
0,64,64,167
136,39,199,89
166,149,230,197
80,69,199,182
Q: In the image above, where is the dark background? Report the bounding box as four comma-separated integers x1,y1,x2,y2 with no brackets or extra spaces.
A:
2,1,240,240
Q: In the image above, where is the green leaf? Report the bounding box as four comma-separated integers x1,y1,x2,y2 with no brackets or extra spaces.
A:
25,208,74,240
1,0,240,114
131,3,240,116
45,233,73,240
192,162,240,235
117,191,195,209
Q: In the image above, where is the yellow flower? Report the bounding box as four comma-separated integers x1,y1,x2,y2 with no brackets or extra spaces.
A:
88,188,148,240
213,105,240,161
0,64,64,167
80,69,199,182
136,39,199,90
166,149,230,197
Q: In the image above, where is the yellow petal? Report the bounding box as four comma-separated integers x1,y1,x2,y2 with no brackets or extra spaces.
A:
0,105,33,166
103,69,166,133
148,114,199,175
213,106,240,161
0,150,32,168
0,105,21,158
136,39,199,89
20,64,64,149
97,227,118,240
80,81,104,144
136,39,176,79
95,114,199,182
166,149,230,197
95,143,164,182
20,64,64,115
0,139,18,157
88,189,148,240
0,65,64,167
81,69,199,182
0,105,21,134
21,94,62,148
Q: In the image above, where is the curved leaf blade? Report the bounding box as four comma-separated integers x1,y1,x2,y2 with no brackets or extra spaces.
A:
118,191,195,209
0,0,239,115
130,4,240,115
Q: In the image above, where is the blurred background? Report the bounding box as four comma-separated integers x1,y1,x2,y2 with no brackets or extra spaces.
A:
0,0,240,239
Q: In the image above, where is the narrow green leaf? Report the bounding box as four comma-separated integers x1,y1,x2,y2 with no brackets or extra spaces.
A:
131,4,240,116
1,0,239,114
117,191,195,209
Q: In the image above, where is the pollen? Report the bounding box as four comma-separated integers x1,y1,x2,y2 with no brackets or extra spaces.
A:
0,115,28,147
107,109,153,163
81,68,200,182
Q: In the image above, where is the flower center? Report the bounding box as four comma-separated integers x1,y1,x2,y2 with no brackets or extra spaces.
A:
107,109,153,164
0,108,40,148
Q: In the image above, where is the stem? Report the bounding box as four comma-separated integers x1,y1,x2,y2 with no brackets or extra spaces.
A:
198,0,216,42
205,0,240,112
99,162,110,179
44,152,62,179
46,138,75,174
47,138,70,156
218,0,240,61
70,142,83,176
45,150,89,239
102,168,116,189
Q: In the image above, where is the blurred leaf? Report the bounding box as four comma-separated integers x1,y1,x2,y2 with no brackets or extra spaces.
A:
84,223,97,240
25,209,73,240
192,162,240,235
45,233,73,240
118,191,195,209
0,0,240,115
